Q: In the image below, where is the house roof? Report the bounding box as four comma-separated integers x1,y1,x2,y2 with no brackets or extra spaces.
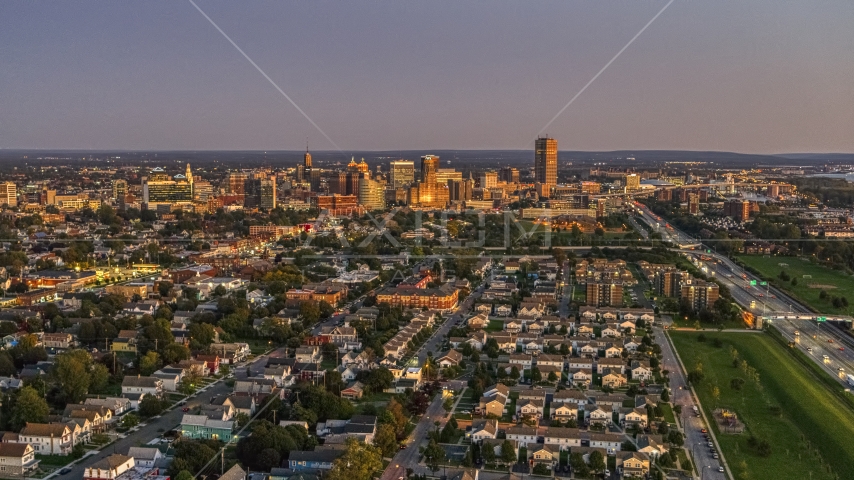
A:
127,447,161,460
20,423,69,437
0,443,31,457
89,454,133,471
219,464,247,480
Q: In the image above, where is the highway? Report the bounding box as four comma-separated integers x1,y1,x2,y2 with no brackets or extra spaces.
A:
634,204,854,386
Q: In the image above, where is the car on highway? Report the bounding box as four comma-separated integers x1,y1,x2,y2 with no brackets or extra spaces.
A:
701,428,707,433
60,468,72,475
807,347,813,352
828,339,834,343
840,347,845,351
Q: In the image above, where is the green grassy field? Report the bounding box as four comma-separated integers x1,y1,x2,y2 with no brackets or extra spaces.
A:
737,255,854,314
671,331,854,480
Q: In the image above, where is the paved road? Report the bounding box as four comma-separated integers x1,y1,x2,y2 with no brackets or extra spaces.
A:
379,395,446,480
415,282,487,365
51,350,280,479
655,326,726,480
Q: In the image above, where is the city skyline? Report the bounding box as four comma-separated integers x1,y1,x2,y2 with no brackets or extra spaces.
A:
2,1,853,153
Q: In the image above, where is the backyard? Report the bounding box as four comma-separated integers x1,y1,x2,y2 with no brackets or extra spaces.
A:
670,330,854,480
737,255,854,314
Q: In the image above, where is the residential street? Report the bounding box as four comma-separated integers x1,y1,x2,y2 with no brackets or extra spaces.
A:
379,395,446,480
654,326,727,480
48,350,280,479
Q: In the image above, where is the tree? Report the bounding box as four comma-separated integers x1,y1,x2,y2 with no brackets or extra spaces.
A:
139,395,164,417
162,344,191,364
299,301,321,324
179,371,202,395
589,450,606,473
174,471,195,480
501,440,517,463
0,352,16,376
423,440,446,474
90,363,110,393
710,385,720,407
10,386,49,431
661,388,670,402
374,423,398,457
139,351,162,376
54,349,92,403
482,442,496,464
530,366,542,382
121,413,140,429
325,438,384,480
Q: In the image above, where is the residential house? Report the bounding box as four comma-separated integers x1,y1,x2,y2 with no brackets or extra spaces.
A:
111,330,138,353
623,408,648,428
509,354,532,370
529,444,558,469
341,382,365,399
517,399,544,420
631,362,653,382
288,447,345,472
469,419,498,443
295,346,321,363
571,369,593,387
551,404,578,422
602,372,628,388
83,397,131,416
552,389,588,407
568,358,594,370
585,404,613,426
616,451,650,478
584,432,622,454
466,313,489,330
121,376,163,397
596,358,625,374
495,304,513,317
18,423,72,455
179,414,234,442
126,447,162,468
83,454,135,480
542,427,581,450
635,435,668,460
505,426,538,447
0,443,39,477
219,464,246,480
42,333,74,350
438,349,463,367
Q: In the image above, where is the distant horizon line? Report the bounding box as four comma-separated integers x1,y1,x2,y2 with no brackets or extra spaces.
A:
1,148,852,156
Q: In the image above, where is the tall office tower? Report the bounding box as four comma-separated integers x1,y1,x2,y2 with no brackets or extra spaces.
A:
480,171,498,189
500,167,520,183
113,179,128,207
244,177,277,209
688,193,700,215
625,173,640,192
462,179,474,201
358,177,386,211
226,172,249,195
0,182,17,207
534,136,558,186
304,146,312,168
389,160,415,188
308,168,322,191
421,155,439,184
143,166,193,208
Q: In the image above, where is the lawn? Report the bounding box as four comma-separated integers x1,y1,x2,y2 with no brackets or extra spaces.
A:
486,319,504,333
737,255,854,314
659,403,676,424
671,331,854,480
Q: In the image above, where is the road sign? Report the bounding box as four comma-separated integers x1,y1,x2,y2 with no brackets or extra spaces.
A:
817,316,826,322
760,281,767,286
750,280,757,286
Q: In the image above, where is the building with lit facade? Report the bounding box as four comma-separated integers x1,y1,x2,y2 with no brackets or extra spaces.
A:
534,136,558,187
142,164,194,208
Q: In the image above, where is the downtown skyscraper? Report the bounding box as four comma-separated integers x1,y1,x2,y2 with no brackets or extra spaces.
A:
534,136,558,186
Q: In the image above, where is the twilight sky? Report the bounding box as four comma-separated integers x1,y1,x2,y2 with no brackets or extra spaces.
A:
1,1,853,153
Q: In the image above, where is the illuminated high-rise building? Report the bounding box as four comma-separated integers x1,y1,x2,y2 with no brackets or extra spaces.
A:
389,160,415,188
304,145,312,168
480,171,498,189
358,177,386,211
113,179,128,207
226,172,249,195
0,182,17,207
436,168,462,186
143,165,193,208
625,174,640,192
500,167,520,183
534,136,558,186
245,177,277,210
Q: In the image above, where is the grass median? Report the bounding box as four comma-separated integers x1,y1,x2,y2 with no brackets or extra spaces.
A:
736,255,854,314
671,331,854,480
